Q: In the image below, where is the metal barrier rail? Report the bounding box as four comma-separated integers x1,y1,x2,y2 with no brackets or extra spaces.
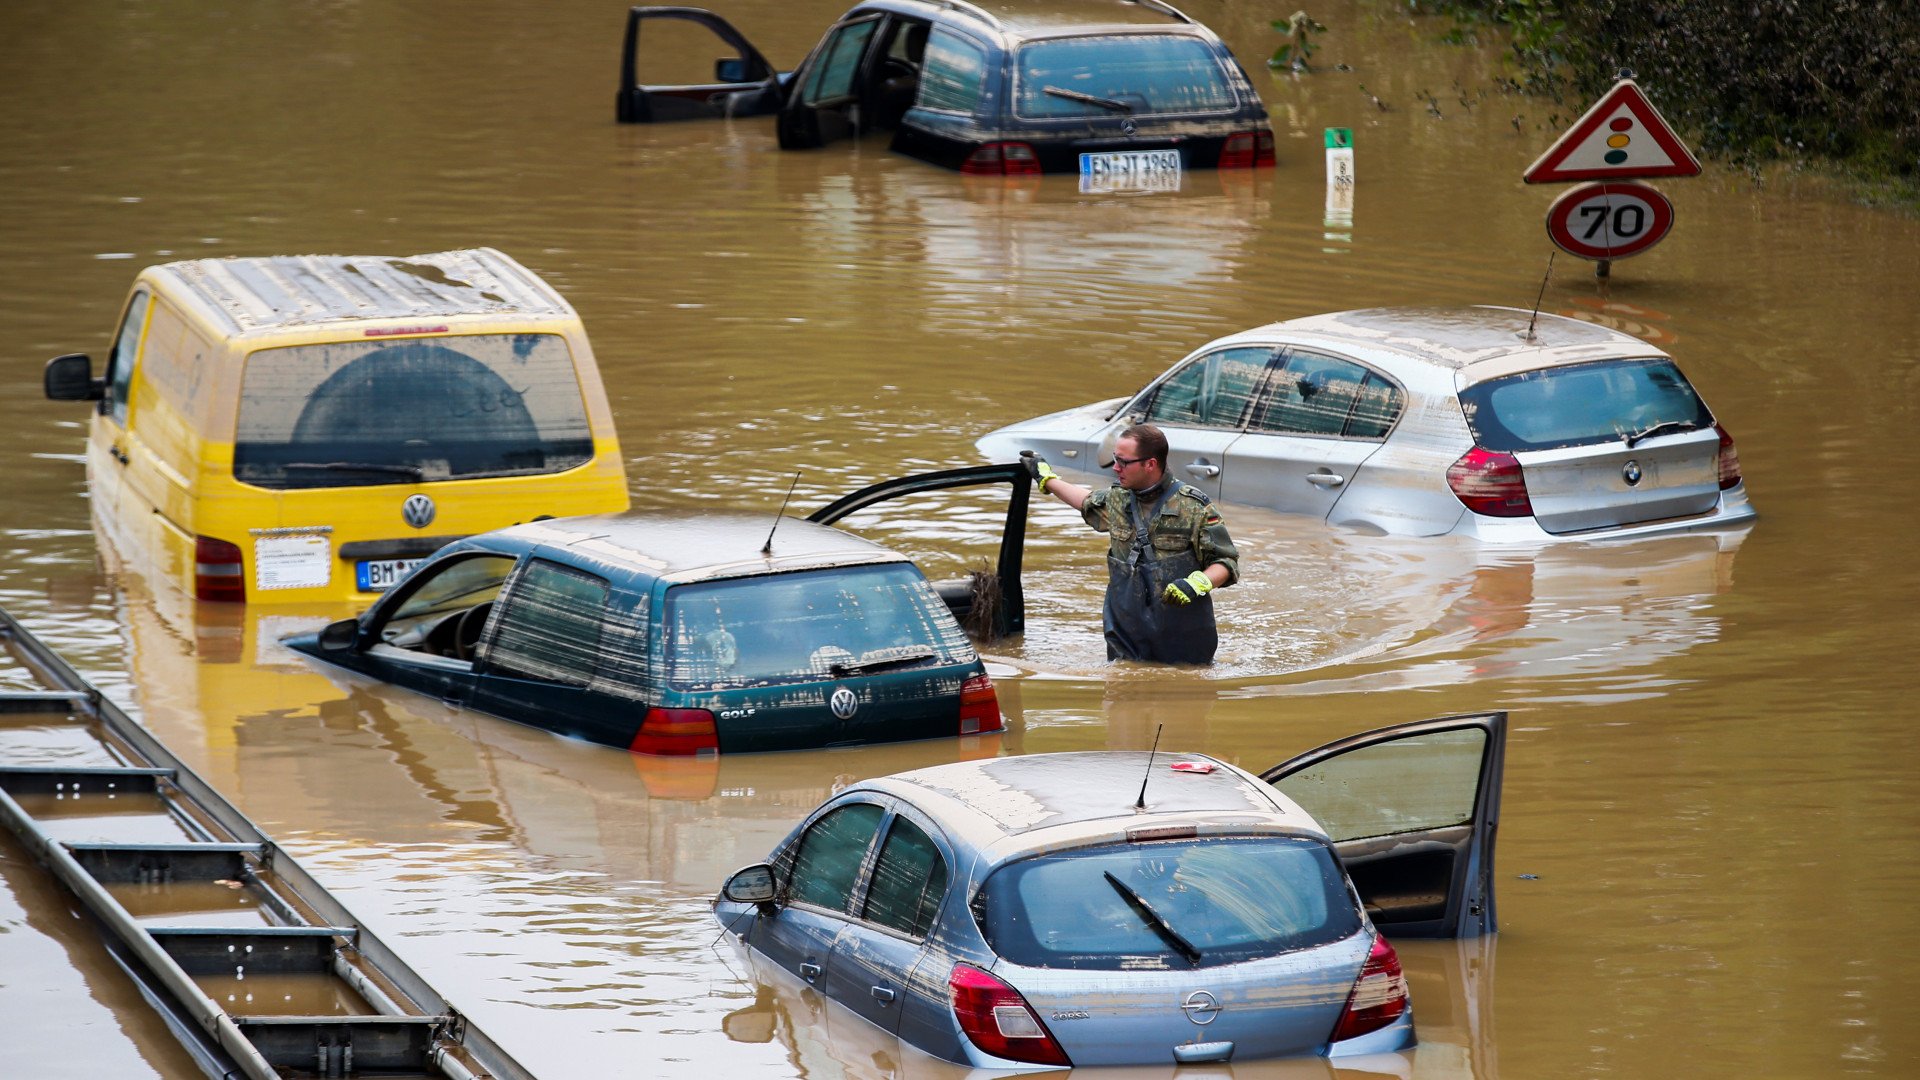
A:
0,605,534,1080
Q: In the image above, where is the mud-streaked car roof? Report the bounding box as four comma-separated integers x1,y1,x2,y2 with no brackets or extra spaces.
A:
1209,305,1672,385
855,751,1326,862
453,511,910,585
896,0,1197,38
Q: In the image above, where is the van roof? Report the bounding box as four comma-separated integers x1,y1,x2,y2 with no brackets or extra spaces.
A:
154,247,573,334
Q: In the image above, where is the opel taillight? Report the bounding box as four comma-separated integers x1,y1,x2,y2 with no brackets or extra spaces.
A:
961,141,1041,176
194,536,246,603
1330,934,1410,1043
949,963,1069,1066
1715,424,1742,490
1447,446,1533,517
959,671,1003,735
1219,129,1275,168
630,708,719,757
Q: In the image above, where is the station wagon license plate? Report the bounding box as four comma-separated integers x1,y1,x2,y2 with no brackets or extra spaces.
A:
356,558,423,592
1078,149,1182,192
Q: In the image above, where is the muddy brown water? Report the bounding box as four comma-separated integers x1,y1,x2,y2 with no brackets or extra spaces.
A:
2,0,1918,1076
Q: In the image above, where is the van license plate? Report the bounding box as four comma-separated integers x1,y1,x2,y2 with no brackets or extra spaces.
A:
356,558,423,592
1079,149,1181,182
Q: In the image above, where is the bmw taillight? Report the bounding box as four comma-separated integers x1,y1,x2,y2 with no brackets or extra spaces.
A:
1715,424,1742,490
1219,129,1276,168
961,141,1041,176
958,671,1003,735
1329,934,1410,1043
949,963,1069,1066
193,536,246,603
630,708,719,757
1447,446,1533,517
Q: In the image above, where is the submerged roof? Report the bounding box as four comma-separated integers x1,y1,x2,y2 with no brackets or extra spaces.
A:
933,0,1192,34
156,247,573,334
1270,306,1659,372
487,511,908,583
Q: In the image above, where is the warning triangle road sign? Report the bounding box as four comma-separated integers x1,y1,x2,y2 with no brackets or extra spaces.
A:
1524,79,1702,183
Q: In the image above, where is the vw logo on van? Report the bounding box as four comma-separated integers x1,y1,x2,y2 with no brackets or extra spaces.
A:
1622,460,1643,487
1182,989,1220,1025
402,494,436,529
829,687,859,721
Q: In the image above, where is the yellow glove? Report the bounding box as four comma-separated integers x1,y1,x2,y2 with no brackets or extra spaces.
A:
1164,571,1213,605
1022,452,1059,488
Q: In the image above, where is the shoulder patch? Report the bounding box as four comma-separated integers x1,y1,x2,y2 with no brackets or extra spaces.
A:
1174,484,1212,506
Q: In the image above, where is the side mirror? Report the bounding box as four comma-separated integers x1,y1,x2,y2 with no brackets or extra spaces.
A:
715,56,749,83
721,863,778,905
44,354,103,402
316,618,360,652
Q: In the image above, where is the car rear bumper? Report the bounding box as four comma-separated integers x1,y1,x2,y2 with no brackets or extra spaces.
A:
1451,484,1756,543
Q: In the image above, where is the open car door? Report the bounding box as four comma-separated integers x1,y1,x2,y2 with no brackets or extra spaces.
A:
617,7,783,123
1262,712,1506,939
775,11,887,149
808,463,1031,641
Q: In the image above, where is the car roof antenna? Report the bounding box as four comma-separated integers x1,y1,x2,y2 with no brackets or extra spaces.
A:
761,471,802,555
1523,249,1556,344
1134,723,1164,810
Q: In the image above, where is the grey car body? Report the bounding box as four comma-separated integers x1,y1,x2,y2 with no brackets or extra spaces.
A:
977,306,1756,541
715,712,1505,1068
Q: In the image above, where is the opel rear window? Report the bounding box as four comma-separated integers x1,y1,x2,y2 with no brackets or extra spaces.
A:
1014,34,1236,118
232,334,594,489
665,563,974,689
1458,357,1714,453
975,836,1360,970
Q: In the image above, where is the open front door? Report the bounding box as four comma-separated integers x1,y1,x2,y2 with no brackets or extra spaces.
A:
1262,712,1506,939
776,12,885,148
617,7,782,123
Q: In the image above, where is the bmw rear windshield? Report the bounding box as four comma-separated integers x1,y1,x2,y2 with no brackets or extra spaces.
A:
1458,357,1714,453
1014,34,1238,118
975,836,1361,971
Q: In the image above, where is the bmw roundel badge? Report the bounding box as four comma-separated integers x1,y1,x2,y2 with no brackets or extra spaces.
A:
1622,460,1643,487
830,687,859,721
402,493,436,529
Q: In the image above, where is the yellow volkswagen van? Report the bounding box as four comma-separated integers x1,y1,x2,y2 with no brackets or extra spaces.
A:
43,248,629,605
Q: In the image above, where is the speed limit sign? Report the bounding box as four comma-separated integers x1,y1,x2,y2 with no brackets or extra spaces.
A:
1545,180,1674,260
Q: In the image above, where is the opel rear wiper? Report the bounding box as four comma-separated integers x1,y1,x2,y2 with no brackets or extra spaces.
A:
284,461,426,479
1044,86,1133,114
1623,420,1696,448
1104,870,1202,965
830,647,938,677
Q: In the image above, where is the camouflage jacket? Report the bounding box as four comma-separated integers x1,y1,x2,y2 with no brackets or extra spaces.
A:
1082,480,1240,586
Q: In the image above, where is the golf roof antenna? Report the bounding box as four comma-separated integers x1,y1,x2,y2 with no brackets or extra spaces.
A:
761,471,802,556
1524,249,1557,344
1134,723,1165,810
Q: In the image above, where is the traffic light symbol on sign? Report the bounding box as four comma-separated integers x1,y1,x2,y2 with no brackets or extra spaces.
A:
1524,79,1701,184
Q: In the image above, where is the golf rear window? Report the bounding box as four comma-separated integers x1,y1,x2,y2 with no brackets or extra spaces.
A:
1458,357,1714,452
1014,34,1235,118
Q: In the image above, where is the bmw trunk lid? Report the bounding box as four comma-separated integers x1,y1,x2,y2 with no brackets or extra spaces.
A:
1517,427,1722,534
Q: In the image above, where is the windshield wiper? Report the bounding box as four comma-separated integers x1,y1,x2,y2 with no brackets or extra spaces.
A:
283,461,426,479
1103,870,1202,965
1623,420,1697,448
1043,86,1133,114
829,647,938,677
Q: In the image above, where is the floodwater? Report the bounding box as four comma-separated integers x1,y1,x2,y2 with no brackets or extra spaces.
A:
1,0,1917,1076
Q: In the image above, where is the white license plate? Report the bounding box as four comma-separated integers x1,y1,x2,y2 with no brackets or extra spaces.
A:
1078,149,1183,191
356,558,423,592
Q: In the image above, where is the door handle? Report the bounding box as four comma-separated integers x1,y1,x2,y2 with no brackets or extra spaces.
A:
1184,460,1221,479
870,986,896,1005
1306,470,1346,488
798,962,822,982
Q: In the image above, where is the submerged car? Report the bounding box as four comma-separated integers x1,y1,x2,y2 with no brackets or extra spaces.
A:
617,1,1275,177
979,306,1756,541
716,711,1505,1067
287,466,1034,755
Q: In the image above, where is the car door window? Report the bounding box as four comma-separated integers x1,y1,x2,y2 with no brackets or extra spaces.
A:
1344,371,1405,438
917,28,986,113
788,802,885,913
375,554,518,655
801,16,881,106
861,816,947,938
1275,726,1487,843
106,290,149,426
1143,346,1275,429
1253,351,1380,437
481,559,611,688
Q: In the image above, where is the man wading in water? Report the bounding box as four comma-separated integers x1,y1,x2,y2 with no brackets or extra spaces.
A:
1024,424,1239,665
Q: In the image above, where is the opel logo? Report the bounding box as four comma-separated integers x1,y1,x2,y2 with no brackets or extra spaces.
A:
829,687,859,721
402,493,436,529
1622,460,1643,487
1120,118,1138,136
1181,989,1220,1026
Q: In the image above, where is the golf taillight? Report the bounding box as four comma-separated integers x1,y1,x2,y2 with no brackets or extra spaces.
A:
630,708,718,757
958,672,1003,735
1219,129,1276,168
1330,934,1410,1043
1447,446,1533,517
948,963,1069,1066
961,141,1041,176
193,536,246,603
1715,424,1742,490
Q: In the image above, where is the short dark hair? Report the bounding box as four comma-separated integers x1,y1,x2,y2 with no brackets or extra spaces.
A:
1120,423,1169,469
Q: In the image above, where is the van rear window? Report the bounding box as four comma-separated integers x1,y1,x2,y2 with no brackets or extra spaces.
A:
232,334,594,489
1014,34,1236,118
1458,357,1714,452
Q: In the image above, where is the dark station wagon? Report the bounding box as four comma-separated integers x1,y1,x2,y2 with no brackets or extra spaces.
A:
618,0,1275,178
288,466,1033,755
